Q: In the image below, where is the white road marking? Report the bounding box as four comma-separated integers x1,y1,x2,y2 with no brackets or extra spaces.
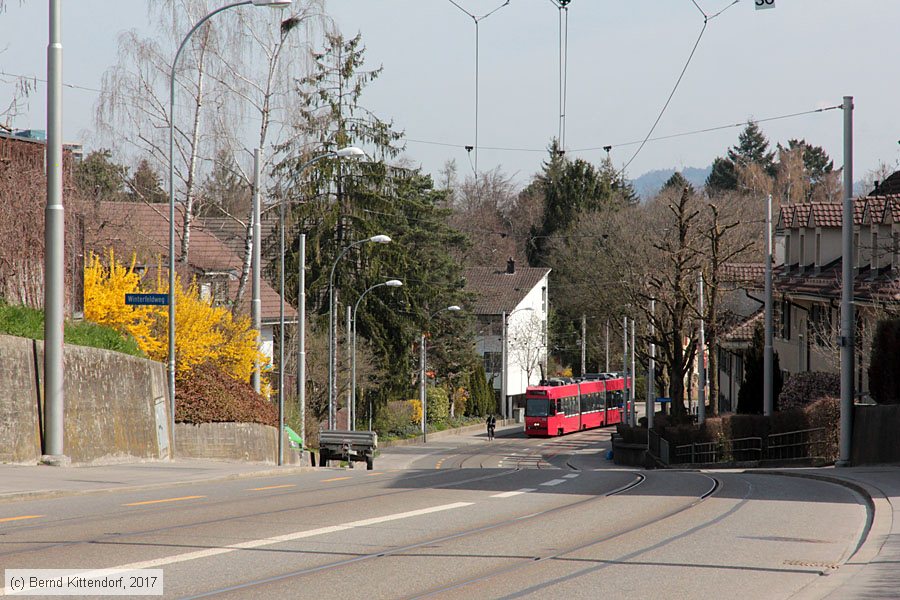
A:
70,502,474,573
540,479,568,486
563,474,580,479
491,488,537,498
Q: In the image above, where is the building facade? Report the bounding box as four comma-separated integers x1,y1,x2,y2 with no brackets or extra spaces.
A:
464,259,550,418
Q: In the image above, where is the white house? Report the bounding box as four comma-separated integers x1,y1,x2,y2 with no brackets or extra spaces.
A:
464,258,551,419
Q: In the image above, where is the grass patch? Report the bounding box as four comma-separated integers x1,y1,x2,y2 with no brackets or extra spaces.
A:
0,301,144,358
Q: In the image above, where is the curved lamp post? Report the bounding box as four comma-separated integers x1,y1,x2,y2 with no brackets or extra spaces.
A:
351,279,403,431
270,146,364,464
168,0,291,443
328,234,391,429
421,305,462,442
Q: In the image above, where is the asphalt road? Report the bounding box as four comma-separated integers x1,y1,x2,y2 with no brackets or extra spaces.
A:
0,428,869,599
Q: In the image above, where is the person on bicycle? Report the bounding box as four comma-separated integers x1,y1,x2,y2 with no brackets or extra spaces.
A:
486,414,496,441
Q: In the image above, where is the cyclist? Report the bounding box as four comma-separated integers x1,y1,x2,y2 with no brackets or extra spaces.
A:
486,414,496,441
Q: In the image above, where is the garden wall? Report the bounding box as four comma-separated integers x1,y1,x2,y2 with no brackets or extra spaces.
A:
852,404,900,465
0,334,171,464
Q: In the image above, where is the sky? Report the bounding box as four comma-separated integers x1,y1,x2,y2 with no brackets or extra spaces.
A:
2,0,899,188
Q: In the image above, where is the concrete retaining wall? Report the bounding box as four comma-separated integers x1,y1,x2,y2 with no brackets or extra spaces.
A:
852,404,900,465
175,422,301,464
0,335,42,463
0,334,171,465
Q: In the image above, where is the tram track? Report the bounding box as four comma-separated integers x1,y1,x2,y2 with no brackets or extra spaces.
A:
177,472,718,600
0,466,521,562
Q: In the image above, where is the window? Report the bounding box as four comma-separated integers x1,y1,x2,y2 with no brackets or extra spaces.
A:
477,315,502,337
809,304,832,346
483,352,502,374
779,300,791,340
526,398,549,417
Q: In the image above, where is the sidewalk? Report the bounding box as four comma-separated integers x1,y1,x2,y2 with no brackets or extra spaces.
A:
0,459,314,503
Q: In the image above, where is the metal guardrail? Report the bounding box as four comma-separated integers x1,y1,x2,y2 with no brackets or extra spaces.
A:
670,428,827,465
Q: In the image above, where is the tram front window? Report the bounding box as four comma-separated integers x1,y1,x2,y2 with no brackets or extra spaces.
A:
526,398,550,417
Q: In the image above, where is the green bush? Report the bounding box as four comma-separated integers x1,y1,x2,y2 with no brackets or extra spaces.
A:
426,386,450,424
374,400,419,439
0,301,143,357
175,363,276,426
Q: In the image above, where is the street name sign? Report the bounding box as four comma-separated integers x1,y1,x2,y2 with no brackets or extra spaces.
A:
125,293,170,306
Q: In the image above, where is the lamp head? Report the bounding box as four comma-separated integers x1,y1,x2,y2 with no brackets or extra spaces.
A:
447,305,462,312
251,0,292,7
385,279,403,287
336,146,365,158
369,235,391,244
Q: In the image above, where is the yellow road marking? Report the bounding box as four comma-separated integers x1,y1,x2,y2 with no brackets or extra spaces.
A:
124,495,205,507
435,459,446,469
0,515,44,523
248,484,296,491
322,477,351,482
365,472,383,476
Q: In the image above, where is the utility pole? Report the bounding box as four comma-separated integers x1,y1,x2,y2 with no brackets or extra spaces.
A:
346,306,352,430
251,149,261,393
698,271,706,425
648,299,656,430
764,194,774,416
501,312,508,420
622,317,628,425
581,314,586,375
630,318,636,427
297,234,306,459
420,332,426,441
838,95,855,466
43,0,66,465
605,318,609,373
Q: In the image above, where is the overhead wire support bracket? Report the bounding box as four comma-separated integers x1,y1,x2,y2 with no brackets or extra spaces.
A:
446,0,512,177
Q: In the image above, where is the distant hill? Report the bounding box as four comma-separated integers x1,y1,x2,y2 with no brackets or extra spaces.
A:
631,166,712,199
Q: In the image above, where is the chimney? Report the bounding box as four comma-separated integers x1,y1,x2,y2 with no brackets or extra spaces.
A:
506,257,516,274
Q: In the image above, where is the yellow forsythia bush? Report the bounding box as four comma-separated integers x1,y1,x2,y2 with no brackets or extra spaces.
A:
84,250,264,383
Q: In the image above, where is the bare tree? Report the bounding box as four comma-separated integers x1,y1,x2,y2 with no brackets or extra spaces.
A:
508,313,545,384
207,1,328,311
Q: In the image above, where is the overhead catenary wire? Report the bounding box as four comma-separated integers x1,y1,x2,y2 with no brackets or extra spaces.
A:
620,0,740,174
548,0,571,151
446,0,511,177
405,104,843,156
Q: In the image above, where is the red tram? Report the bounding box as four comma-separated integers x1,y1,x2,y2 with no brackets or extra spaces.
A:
524,375,631,437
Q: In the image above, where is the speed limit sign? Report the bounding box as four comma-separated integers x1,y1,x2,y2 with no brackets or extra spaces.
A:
755,0,775,9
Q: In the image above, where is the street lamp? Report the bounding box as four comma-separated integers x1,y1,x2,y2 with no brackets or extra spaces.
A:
351,279,403,431
420,305,462,443
328,234,392,429
500,306,535,421
274,146,366,465
168,0,291,444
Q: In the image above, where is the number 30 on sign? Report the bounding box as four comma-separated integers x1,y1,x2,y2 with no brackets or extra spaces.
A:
755,0,775,9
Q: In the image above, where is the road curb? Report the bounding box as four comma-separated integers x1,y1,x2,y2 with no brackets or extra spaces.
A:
750,469,893,599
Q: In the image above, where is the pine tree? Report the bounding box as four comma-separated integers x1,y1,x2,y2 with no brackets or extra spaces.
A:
663,171,693,195
706,121,775,192
127,159,167,204
74,150,127,201
274,32,469,411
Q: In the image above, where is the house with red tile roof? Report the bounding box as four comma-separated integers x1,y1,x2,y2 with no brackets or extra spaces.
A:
84,201,295,367
720,173,900,407
463,258,550,419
